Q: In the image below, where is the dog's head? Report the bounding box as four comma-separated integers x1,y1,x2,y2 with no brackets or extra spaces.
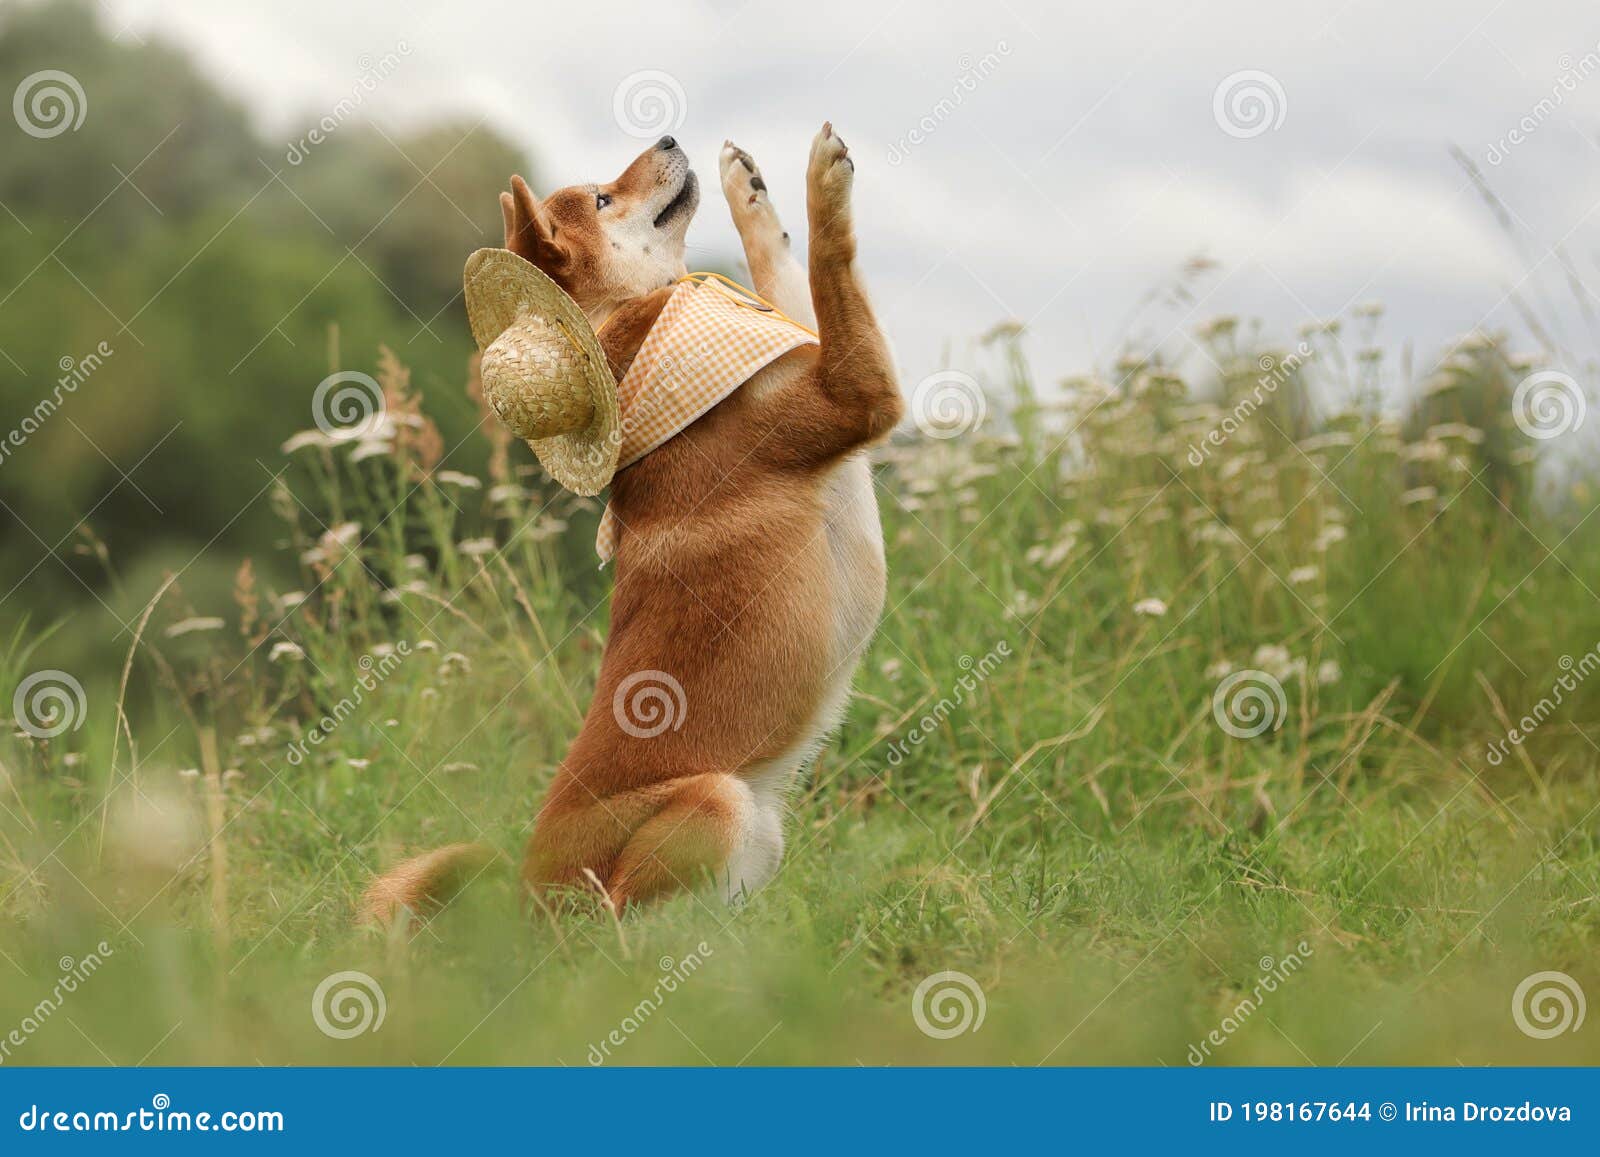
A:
499,135,699,321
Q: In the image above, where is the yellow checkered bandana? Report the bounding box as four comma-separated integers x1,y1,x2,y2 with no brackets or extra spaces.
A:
595,275,819,562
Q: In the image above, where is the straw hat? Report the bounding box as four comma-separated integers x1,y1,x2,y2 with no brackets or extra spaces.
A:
463,247,619,495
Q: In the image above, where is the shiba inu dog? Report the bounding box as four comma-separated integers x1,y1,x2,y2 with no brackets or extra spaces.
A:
363,125,901,922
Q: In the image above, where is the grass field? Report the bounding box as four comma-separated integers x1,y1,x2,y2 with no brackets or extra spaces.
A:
1,324,1598,1067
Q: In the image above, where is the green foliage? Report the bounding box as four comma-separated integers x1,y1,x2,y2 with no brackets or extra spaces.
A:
0,0,528,646
1,320,1597,1065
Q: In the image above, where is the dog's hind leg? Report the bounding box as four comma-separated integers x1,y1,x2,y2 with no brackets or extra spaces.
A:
525,772,772,909
719,141,816,327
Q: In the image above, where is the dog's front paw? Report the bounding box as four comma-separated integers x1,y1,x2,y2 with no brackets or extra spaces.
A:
806,122,855,251
720,140,787,245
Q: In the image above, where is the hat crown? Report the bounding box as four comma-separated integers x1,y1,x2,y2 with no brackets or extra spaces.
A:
463,247,619,496
481,315,596,440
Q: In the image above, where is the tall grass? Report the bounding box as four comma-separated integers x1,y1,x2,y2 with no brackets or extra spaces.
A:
0,303,1597,1066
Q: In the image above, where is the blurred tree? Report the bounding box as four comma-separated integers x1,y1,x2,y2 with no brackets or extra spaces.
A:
0,0,259,238
0,0,535,647
273,122,532,331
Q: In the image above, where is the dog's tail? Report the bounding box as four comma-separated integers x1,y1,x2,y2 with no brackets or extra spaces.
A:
358,843,503,927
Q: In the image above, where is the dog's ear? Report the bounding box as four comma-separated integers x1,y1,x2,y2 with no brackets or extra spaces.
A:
500,174,569,274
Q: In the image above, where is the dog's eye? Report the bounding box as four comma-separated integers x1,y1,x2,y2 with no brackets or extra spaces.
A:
596,193,612,210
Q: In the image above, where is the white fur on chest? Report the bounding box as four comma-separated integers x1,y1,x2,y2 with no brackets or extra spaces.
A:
722,451,886,899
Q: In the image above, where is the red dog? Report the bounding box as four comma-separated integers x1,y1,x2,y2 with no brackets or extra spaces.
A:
364,125,900,921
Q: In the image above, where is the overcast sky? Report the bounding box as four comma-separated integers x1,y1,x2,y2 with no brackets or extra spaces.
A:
102,0,1600,394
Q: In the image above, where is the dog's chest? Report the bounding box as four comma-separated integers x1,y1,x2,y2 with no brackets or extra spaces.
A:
746,453,885,810
821,452,887,665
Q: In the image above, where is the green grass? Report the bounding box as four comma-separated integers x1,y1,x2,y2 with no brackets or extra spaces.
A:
1,328,1598,1067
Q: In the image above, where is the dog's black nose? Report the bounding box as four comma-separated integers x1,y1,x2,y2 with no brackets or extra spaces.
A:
656,135,677,151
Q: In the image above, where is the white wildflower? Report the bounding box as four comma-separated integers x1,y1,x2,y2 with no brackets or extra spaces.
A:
281,430,336,453
164,616,225,638
1425,423,1485,445
1313,525,1348,551
269,641,306,663
1251,644,1304,681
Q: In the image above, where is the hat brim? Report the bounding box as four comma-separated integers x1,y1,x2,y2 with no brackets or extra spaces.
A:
463,248,619,496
